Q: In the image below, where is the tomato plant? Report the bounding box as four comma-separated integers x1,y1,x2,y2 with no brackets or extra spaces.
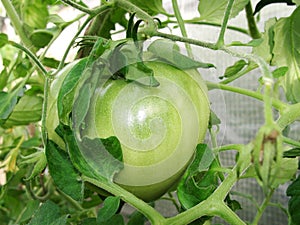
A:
0,0,300,225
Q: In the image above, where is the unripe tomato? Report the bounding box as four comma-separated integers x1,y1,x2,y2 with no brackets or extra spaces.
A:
47,60,210,202
89,61,210,201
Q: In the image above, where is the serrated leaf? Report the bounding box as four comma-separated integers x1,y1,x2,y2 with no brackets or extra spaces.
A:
177,144,219,210
272,6,300,103
45,140,83,202
27,201,68,225
148,39,215,70
198,0,250,23
97,196,121,223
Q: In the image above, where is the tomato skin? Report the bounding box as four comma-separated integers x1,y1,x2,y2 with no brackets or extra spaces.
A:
90,61,210,201
47,60,210,202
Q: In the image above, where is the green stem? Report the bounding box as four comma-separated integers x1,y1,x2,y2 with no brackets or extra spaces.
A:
9,41,48,76
245,1,261,39
251,189,275,225
282,136,300,148
1,0,33,49
153,31,217,50
171,0,193,58
169,20,249,35
82,175,166,225
217,0,235,47
206,81,286,112
61,0,95,14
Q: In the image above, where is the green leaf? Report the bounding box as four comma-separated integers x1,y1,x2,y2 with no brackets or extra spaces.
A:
57,58,88,125
177,144,219,210
287,175,300,224
147,39,215,70
3,94,43,128
272,66,289,78
0,89,23,126
283,148,300,157
127,211,147,225
0,33,8,48
18,200,40,223
293,0,300,5
221,60,247,79
198,0,250,23
45,140,83,202
23,0,49,29
27,200,68,225
30,27,59,48
208,110,221,129
97,196,121,223
272,6,300,103
128,0,166,15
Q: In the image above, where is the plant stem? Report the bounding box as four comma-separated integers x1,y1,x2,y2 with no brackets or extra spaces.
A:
245,1,261,39
171,0,193,58
9,41,48,76
251,189,275,225
153,31,217,50
217,0,235,47
61,0,95,14
1,0,33,49
220,63,258,84
82,175,166,225
206,81,286,112
282,136,300,148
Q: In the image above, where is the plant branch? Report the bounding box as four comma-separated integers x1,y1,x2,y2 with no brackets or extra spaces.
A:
1,0,33,49
217,0,235,47
82,175,166,225
245,1,261,39
206,81,286,112
251,189,275,225
171,0,193,58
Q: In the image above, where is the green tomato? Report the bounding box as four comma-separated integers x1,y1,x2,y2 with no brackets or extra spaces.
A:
89,61,210,201
47,60,210,202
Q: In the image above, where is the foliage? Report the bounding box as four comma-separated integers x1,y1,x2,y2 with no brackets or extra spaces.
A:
0,0,299,225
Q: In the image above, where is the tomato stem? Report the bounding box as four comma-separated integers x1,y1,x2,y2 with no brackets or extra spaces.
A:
82,175,166,225
216,0,235,47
